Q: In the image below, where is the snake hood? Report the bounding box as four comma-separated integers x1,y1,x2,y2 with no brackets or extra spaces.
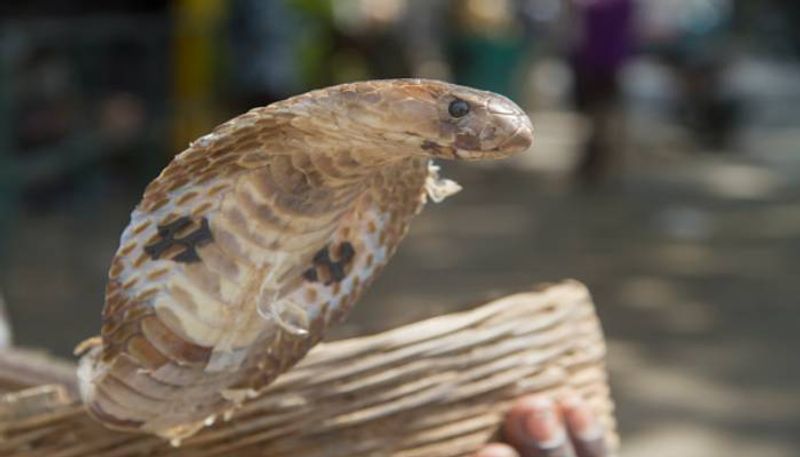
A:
77,79,533,441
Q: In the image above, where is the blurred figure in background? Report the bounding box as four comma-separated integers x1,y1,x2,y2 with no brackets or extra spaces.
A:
567,0,635,184
638,0,736,150
449,0,530,101
403,0,451,80
228,0,307,110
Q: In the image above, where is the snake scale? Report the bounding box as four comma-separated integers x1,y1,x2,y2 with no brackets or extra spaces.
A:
77,79,534,441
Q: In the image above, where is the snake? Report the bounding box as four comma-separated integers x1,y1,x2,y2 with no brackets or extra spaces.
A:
76,79,534,441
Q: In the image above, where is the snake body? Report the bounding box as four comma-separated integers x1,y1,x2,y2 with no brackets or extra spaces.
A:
77,79,533,440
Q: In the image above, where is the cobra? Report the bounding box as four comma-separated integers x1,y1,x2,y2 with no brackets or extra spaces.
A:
77,79,534,441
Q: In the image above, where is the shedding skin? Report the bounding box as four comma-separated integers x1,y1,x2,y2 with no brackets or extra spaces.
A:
77,79,533,440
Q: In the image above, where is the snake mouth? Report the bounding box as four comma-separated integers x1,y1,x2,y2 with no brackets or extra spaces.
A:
453,122,534,160
499,122,534,153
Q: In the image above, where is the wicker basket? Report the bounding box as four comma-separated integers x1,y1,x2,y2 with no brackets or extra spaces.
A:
0,280,616,457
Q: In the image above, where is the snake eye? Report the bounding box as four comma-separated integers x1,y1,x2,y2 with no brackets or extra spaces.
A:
448,99,470,118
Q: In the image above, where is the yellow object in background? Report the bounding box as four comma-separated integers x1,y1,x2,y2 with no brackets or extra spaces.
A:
172,0,226,154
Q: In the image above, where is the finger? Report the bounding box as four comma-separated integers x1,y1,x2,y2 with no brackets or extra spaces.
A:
473,443,520,457
561,396,607,457
503,396,577,457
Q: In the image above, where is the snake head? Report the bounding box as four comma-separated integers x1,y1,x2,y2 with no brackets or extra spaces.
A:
406,79,534,161
300,79,533,161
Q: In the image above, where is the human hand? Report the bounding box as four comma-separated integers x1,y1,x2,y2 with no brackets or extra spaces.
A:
474,395,608,457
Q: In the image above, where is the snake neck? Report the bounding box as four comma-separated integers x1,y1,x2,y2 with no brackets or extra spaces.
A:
274,94,431,166
315,146,422,182
270,98,429,180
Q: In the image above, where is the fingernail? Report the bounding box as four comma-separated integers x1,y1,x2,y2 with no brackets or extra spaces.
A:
562,396,603,440
519,398,564,447
474,443,519,457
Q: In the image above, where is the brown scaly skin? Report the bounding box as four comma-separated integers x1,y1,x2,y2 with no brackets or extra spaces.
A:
77,79,534,441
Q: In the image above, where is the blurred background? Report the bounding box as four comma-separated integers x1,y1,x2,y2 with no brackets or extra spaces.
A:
0,0,798,455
